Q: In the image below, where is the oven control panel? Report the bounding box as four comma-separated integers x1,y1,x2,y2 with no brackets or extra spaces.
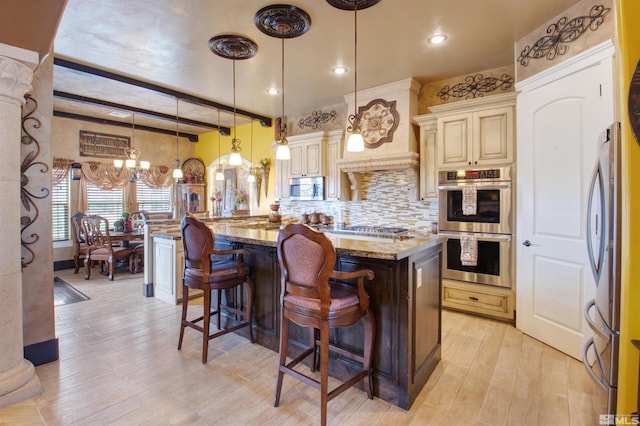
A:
440,167,511,183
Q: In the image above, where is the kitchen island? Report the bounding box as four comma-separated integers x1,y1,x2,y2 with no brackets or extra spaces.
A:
150,221,442,409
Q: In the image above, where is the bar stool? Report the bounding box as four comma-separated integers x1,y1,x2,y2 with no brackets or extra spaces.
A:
274,223,376,426
179,215,254,364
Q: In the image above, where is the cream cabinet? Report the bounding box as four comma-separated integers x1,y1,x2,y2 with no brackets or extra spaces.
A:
430,92,517,169
412,114,438,200
273,157,291,201
289,137,323,178
153,236,184,305
325,129,349,200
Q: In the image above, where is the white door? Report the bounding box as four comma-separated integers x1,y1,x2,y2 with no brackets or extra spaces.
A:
516,42,614,359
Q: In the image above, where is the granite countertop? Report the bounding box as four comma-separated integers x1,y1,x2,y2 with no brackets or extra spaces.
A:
151,222,441,261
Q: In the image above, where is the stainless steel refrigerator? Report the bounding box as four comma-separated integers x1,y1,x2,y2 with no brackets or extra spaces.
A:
584,122,622,416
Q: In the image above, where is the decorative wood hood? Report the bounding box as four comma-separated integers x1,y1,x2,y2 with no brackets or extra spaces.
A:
337,78,422,200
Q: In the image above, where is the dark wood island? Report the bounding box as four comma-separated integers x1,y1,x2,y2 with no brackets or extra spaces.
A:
151,222,442,409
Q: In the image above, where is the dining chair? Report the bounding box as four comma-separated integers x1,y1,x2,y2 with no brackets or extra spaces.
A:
70,212,87,274
82,215,134,281
179,215,255,364
129,211,147,272
274,223,376,426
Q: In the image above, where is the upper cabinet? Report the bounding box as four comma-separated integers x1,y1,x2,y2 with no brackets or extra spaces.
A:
430,92,517,169
412,114,438,201
273,130,349,201
290,137,323,178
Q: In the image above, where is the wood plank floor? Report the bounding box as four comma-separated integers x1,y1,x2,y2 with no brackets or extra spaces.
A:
0,269,606,425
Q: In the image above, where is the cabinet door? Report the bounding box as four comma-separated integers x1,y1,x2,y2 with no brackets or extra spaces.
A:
326,140,340,199
304,142,322,176
274,158,290,200
437,113,471,168
419,125,437,200
289,144,304,177
473,106,514,165
153,238,177,304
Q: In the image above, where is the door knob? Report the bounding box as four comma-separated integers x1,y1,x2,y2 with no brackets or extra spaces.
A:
522,240,532,247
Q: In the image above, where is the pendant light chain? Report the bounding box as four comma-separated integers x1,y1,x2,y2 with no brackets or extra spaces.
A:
172,97,183,179
281,33,285,138
353,2,358,126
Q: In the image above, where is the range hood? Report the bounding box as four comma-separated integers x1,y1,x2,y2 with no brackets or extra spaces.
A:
337,78,421,200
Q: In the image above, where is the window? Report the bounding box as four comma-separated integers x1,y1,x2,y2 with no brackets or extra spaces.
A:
86,183,124,225
52,177,70,241
136,181,171,212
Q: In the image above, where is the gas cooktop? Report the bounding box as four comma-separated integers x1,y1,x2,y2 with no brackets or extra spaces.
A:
338,225,409,234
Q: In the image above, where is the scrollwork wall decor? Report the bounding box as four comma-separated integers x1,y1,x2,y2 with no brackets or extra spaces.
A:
518,5,610,66
298,110,338,130
21,94,49,269
437,73,515,100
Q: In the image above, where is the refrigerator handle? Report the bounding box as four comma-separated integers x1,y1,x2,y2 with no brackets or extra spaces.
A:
586,163,603,283
584,299,610,339
582,337,608,391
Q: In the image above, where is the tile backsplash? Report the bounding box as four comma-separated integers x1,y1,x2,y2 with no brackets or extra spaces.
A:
278,170,438,233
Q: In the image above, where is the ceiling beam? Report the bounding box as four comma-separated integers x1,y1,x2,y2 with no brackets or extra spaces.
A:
53,110,201,142
54,57,272,127
53,90,231,134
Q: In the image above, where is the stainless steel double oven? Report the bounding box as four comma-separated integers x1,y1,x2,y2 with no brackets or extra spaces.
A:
437,167,514,288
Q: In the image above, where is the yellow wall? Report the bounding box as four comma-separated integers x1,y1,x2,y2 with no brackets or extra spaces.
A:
195,121,276,214
616,0,640,415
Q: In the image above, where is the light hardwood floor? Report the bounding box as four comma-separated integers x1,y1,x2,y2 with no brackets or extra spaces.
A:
0,268,606,425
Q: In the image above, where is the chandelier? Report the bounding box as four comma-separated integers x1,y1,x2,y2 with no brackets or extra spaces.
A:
208,34,258,168
255,4,311,161
113,112,150,180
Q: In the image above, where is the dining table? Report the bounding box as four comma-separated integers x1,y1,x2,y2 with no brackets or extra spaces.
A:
109,230,144,247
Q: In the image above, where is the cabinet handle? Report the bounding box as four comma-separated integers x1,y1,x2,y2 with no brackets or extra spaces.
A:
469,296,479,301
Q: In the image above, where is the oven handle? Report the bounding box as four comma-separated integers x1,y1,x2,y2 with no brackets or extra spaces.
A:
438,232,511,242
437,183,511,190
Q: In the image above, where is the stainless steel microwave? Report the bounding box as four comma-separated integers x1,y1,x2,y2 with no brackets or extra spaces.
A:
289,176,325,200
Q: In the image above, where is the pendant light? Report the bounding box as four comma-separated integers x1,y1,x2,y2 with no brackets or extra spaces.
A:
209,35,257,166
346,0,364,152
215,109,225,181
229,58,243,166
327,0,381,152
254,5,311,160
172,98,184,179
274,32,290,160
247,119,256,182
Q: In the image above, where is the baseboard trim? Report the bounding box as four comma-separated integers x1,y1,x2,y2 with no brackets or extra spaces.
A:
24,338,59,366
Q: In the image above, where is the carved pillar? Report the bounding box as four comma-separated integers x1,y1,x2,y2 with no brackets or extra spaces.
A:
0,55,42,408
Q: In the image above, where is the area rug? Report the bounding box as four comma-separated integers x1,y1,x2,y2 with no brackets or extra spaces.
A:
54,277,90,306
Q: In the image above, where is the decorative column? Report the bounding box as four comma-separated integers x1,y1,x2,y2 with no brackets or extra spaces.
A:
0,55,42,408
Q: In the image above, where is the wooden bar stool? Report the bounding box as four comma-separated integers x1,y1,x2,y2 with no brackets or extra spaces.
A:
274,223,375,426
179,215,254,364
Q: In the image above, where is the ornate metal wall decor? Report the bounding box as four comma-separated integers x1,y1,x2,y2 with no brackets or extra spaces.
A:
628,59,640,145
21,95,49,268
437,73,515,100
298,110,338,130
357,98,399,148
518,5,610,66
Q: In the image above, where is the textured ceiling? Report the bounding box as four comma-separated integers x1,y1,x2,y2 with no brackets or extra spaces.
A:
50,0,581,134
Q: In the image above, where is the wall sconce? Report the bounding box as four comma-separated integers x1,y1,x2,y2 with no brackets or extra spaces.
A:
71,162,82,181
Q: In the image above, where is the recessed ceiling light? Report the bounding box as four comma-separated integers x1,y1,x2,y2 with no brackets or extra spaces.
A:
427,34,447,45
267,87,279,95
108,111,130,118
332,66,348,75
